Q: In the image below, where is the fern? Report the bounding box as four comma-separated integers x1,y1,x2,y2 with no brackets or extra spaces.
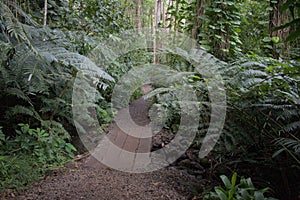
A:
5,87,32,105
222,54,300,167
37,45,114,82
0,2,33,48
0,2,115,140
273,136,300,165
282,121,300,133
6,105,41,121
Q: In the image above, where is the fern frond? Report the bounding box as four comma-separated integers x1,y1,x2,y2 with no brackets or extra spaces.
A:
5,87,32,105
281,121,300,133
38,46,114,82
276,109,300,121
240,61,268,69
275,138,300,153
0,40,12,62
0,2,32,47
6,105,41,121
242,69,268,77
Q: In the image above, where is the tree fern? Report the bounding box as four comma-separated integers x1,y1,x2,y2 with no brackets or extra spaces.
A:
0,2,33,47
222,54,300,166
0,2,115,139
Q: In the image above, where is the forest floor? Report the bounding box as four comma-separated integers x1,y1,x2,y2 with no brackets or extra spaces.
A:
5,158,200,200
3,85,207,200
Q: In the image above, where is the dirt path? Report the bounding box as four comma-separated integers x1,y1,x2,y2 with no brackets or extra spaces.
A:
6,85,200,200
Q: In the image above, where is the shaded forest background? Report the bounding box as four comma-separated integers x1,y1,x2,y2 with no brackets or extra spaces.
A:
0,0,299,199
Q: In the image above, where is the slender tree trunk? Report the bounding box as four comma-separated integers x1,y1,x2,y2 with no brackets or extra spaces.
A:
192,0,205,41
136,0,141,33
269,0,290,59
153,0,158,63
157,0,162,27
150,8,153,34
162,0,166,27
141,0,145,28
174,0,179,32
43,0,47,27
166,0,174,32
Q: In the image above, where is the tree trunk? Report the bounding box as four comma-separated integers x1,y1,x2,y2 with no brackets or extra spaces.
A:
153,0,158,63
154,0,162,28
269,0,290,59
192,0,205,41
166,0,174,32
162,0,166,28
43,0,48,27
174,0,179,32
141,0,145,28
136,0,141,33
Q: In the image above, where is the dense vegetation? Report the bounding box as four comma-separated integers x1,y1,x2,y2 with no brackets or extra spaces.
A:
0,0,299,199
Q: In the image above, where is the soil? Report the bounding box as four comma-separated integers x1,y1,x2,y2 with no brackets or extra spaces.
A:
4,162,200,200
2,85,206,200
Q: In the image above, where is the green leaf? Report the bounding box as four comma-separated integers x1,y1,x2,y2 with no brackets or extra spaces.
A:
215,187,228,200
264,45,273,49
213,8,222,13
271,37,280,44
220,175,232,189
235,28,242,33
66,143,77,152
254,191,265,200
272,148,285,158
262,37,271,42
0,134,5,142
229,172,237,199
231,172,237,187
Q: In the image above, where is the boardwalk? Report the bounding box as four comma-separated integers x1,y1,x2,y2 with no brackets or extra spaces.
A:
84,85,154,171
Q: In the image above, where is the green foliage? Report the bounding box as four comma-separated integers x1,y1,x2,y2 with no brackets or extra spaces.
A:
199,0,243,60
165,0,195,32
0,154,41,190
218,54,300,165
0,124,76,190
15,124,76,164
273,136,300,164
239,0,270,55
96,102,113,130
0,1,117,190
144,46,223,141
145,46,299,197
60,0,130,37
1,0,300,198
0,1,114,133
204,173,277,200
13,0,130,38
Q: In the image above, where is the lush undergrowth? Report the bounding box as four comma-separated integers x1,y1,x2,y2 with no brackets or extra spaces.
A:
0,124,75,190
0,0,299,199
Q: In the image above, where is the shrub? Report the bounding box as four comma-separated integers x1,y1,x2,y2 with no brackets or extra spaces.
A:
0,124,76,190
204,173,277,200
